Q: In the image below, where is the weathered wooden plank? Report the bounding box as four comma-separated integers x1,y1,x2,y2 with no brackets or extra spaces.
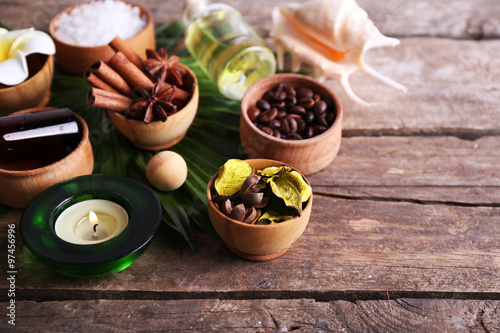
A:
1,0,500,39
6,190,500,296
2,299,499,332
308,136,500,204
1,136,499,296
358,0,500,40
1,2,499,133
336,38,500,135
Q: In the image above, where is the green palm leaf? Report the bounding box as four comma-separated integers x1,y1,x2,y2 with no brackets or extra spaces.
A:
46,21,245,248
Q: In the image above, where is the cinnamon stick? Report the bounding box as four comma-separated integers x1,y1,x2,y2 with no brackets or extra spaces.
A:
84,69,120,94
107,51,154,90
90,61,131,95
87,87,132,113
109,36,145,72
172,86,191,105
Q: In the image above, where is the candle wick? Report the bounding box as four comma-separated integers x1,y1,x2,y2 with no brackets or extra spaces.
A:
92,223,99,239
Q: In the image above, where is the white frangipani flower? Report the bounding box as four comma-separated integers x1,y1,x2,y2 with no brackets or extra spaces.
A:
0,28,55,86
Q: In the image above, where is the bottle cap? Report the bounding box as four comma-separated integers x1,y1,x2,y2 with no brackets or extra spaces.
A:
183,0,208,23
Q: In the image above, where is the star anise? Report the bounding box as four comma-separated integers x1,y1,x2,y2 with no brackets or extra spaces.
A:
130,71,177,124
143,48,186,86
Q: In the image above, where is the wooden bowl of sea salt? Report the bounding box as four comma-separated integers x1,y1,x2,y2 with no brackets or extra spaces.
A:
49,0,155,75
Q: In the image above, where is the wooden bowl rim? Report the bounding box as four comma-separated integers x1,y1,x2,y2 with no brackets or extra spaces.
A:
48,0,154,49
0,107,91,177
206,158,313,229
240,73,343,146
0,54,53,93
109,63,199,125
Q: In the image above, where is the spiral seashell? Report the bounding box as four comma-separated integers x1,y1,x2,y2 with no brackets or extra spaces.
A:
271,0,407,105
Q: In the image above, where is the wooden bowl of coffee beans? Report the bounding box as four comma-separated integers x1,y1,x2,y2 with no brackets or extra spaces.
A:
240,74,343,175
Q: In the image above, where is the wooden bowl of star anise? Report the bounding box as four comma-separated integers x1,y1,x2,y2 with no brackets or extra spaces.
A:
206,159,313,261
85,41,199,150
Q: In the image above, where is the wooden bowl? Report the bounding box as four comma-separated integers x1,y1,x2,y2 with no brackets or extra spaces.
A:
206,159,313,261
0,108,94,209
240,73,343,175
107,64,199,150
0,54,54,116
49,1,155,75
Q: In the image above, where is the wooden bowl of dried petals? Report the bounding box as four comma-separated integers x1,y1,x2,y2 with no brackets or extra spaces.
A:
240,73,343,175
85,41,199,150
49,0,155,75
206,159,313,261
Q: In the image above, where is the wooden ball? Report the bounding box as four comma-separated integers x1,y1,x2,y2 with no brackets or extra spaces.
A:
146,151,187,191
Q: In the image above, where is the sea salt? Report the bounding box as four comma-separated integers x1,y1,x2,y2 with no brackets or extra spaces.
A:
54,0,147,46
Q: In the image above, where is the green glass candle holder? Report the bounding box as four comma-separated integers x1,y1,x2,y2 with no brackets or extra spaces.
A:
20,174,161,277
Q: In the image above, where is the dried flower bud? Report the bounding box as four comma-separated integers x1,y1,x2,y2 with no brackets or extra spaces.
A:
243,207,259,224
220,198,233,216
230,203,246,221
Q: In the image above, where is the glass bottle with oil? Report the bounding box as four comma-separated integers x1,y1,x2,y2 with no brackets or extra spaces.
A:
0,108,82,171
184,0,276,100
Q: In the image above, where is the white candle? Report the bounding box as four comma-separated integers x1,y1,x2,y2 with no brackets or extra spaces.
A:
55,199,129,245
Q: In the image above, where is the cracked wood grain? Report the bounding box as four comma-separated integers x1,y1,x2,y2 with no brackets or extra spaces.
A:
1,299,499,332
1,136,498,297
0,0,499,330
308,136,500,205
4,193,500,296
1,0,500,40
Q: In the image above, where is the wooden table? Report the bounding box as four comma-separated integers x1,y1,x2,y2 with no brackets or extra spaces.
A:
1,0,500,331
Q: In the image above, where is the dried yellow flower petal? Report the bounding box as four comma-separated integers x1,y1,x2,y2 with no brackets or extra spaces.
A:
269,177,302,214
257,166,292,178
258,166,311,202
255,211,294,225
280,170,312,202
214,159,253,196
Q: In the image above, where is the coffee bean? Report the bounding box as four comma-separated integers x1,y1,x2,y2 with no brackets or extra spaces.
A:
258,108,278,122
286,116,298,133
316,114,328,127
263,91,273,101
286,113,299,119
324,97,334,111
304,111,315,124
277,110,287,119
272,101,286,110
296,118,306,133
287,133,303,140
326,112,336,125
257,99,271,111
275,83,286,91
296,86,313,99
268,119,281,129
272,90,287,101
248,106,261,122
312,125,328,135
298,97,315,109
286,95,297,104
258,125,273,136
282,116,298,135
252,83,334,140
289,105,306,116
313,100,327,115
303,126,314,139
